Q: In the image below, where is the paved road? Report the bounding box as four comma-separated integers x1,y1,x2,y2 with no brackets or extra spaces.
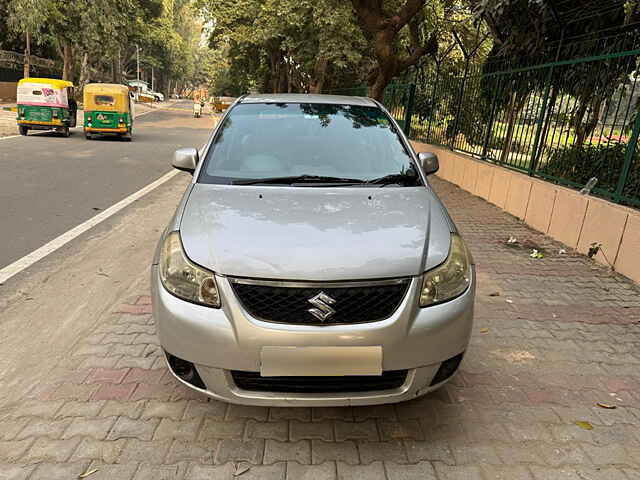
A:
0,101,215,269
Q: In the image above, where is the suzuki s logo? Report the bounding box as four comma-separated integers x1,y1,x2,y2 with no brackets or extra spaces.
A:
307,292,336,322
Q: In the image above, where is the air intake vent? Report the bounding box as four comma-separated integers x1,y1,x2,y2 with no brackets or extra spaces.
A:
231,370,408,393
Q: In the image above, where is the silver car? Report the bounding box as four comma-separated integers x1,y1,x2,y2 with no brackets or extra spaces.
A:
151,94,475,406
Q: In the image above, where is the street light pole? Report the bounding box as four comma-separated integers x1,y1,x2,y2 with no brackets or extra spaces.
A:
136,44,140,82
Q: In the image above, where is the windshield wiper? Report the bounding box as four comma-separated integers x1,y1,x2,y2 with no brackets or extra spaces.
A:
232,175,366,185
366,170,420,186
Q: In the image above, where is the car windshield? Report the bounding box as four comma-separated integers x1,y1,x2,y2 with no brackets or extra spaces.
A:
199,103,418,186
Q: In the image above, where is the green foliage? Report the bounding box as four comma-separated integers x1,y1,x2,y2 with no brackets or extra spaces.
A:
540,143,640,199
197,0,369,94
4,0,204,94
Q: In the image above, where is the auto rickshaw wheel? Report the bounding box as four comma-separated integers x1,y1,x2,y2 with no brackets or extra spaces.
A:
121,132,132,142
85,132,93,140
19,126,28,136
61,127,70,137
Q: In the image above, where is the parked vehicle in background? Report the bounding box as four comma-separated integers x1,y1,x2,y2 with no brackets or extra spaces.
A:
16,78,77,137
152,93,476,406
213,96,232,113
151,91,164,102
127,79,155,103
83,83,134,141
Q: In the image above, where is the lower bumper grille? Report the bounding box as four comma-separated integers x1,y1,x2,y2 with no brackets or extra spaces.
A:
231,370,408,393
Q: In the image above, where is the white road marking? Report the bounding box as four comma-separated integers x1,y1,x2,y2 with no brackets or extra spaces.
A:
0,169,180,285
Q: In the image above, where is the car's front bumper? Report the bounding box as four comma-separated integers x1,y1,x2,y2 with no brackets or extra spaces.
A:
151,268,475,406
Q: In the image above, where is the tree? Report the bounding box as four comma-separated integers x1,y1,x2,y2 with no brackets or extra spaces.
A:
350,0,438,100
6,0,56,77
197,0,370,94
476,0,640,148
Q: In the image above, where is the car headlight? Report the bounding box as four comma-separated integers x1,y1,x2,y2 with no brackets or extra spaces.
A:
159,231,220,308
420,233,472,307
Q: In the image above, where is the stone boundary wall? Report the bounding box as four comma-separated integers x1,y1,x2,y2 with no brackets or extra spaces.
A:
0,82,17,101
412,141,640,284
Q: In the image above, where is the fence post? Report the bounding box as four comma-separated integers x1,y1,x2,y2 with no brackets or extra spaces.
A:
613,111,640,203
528,66,554,175
403,83,416,137
426,66,440,142
450,60,470,149
481,76,502,161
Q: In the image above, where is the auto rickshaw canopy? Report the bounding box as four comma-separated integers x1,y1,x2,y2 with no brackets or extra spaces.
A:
17,78,74,108
83,83,131,112
18,78,74,89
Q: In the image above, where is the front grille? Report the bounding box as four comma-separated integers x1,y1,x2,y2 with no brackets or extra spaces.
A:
230,279,410,325
231,370,408,393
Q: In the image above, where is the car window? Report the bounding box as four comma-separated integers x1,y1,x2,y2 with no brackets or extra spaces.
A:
199,103,416,184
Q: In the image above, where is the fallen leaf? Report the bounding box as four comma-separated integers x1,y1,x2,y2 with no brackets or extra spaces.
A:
596,402,617,409
92,207,102,211
489,291,501,297
480,328,489,334
78,469,99,479
575,421,593,430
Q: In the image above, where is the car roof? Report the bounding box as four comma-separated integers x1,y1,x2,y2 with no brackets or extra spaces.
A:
240,93,378,107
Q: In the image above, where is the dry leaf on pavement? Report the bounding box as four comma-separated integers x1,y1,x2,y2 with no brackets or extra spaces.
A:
78,469,99,479
575,421,593,430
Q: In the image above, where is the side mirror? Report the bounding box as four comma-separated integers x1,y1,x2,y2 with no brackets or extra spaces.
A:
417,152,439,176
172,147,199,174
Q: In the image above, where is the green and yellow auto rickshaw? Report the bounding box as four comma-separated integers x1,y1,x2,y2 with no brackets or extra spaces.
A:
16,78,77,137
83,83,134,141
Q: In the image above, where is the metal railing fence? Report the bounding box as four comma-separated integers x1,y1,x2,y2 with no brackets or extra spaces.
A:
349,50,640,207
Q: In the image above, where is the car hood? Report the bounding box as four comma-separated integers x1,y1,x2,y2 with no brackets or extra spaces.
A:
179,184,452,281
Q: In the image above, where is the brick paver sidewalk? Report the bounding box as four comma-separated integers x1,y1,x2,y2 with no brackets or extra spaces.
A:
1,177,639,479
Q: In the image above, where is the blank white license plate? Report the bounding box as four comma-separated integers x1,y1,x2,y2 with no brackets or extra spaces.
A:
260,346,382,377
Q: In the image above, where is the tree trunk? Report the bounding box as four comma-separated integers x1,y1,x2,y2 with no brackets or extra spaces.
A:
539,86,559,156
62,43,74,81
309,57,329,94
500,92,528,163
78,52,90,95
369,66,395,101
23,31,31,78
268,52,279,93
278,63,288,93
350,2,436,102
368,29,397,101
112,48,122,83
575,97,603,146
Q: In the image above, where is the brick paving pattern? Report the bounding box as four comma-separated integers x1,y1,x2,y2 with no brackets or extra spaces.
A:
1,177,639,479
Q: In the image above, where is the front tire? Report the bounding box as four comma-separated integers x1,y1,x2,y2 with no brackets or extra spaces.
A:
85,132,93,140
62,127,70,137
19,125,28,136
